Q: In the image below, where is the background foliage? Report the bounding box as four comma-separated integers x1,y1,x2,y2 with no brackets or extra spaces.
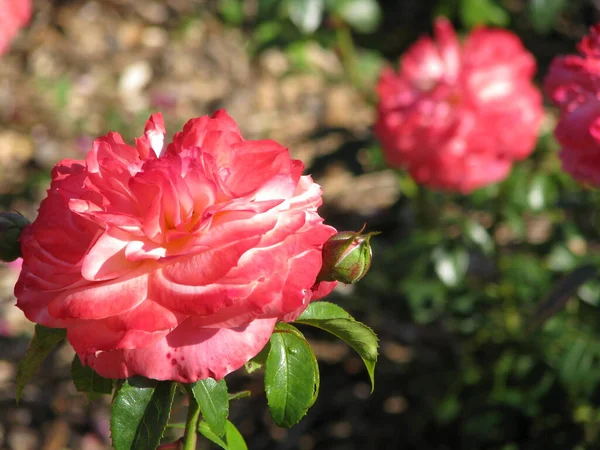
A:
2,0,600,448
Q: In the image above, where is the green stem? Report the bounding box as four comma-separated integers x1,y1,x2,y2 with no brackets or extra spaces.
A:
182,385,201,450
336,21,358,87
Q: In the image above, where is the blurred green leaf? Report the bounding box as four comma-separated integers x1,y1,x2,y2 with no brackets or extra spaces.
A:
436,395,461,423
288,0,324,34
404,280,447,324
257,0,281,19
398,172,419,198
354,50,385,88
555,337,600,396
54,76,71,110
111,378,176,450
529,0,568,34
578,280,600,307
464,220,494,255
105,109,129,136
470,183,500,206
329,0,382,33
218,0,245,24
502,254,550,301
459,0,509,28
547,245,578,272
530,264,598,331
265,323,320,427
286,40,316,71
191,378,229,437
250,21,285,54
432,247,469,288
16,325,66,402
528,175,557,212
504,165,533,213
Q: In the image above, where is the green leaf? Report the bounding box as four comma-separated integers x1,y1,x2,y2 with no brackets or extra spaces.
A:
198,420,249,450
222,419,248,450
265,323,320,427
111,377,176,450
330,0,381,33
294,307,378,391
191,378,229,436
459,0,509,28
245,341,270,374
16,325,66,402
529,0,567,34
297,301,352,321
288,0,324,34
198,421,227,449
529,264,598,332
71,355,113,396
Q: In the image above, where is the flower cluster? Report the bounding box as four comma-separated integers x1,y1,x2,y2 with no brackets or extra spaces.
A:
375,18,543,193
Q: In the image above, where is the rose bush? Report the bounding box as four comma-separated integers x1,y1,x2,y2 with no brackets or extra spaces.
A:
0,0,31,55
15,110,337,382
545,24,600,186
374,17,543,193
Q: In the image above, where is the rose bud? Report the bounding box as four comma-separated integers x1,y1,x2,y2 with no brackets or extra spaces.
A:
0,212,30,262
318,228,377,284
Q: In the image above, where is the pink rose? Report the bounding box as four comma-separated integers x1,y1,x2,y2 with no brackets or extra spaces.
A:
545,24,600,186
0,0,31,55
15,110,337,382
374,18,543,193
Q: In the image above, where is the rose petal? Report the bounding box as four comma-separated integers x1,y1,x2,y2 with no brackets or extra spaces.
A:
68,319,171,353
83,317,277,382
81,228,142,281
48,271,149,320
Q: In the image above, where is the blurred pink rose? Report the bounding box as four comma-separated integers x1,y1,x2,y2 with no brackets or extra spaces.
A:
545,24,600,186
0,0,31,55
374,18,543,193
15,110,336,382
3,258,22,271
